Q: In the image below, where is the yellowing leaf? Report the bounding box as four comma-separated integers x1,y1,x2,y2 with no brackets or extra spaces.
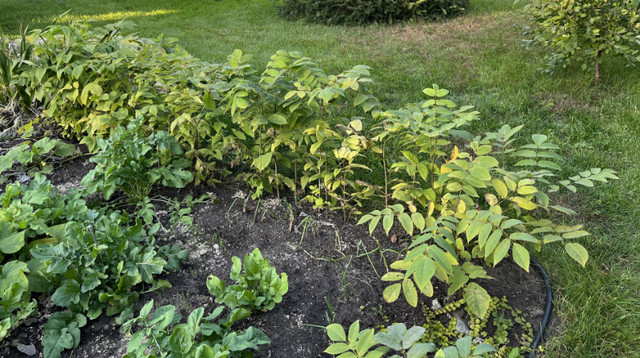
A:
325,343,350,355
517,186,538,195
383,283,401,303
383,214,394,236
427,202,435,217
252,153,272,171
326,324,347,342
484,193,498,206
463,283,491,318
349,119,363,131
398,213,414,236
512,243,530,272
484,230,502,258
402,279,418,307
477,223,493,247
451,146,459,161
381,272,404,281
492,239,511,266
412,213,426,232
512,197,537,210
504,176,517,191
413,258,436,293
565,243,589,267
562,230,590,239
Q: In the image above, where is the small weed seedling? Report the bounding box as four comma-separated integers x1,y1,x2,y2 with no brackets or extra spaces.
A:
323,296,337,325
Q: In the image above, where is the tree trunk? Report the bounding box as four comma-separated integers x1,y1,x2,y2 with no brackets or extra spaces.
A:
595,50,602,85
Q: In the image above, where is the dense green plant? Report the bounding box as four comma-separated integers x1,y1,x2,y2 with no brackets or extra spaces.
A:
31,215,161,317
0,261,37,340
29,212,187,358
0,137,75,179
277,0,468,25
42,311,86,358
225,50,376,201
81,121,193,202
207,248,288,313
0,174,86,260
23,21,143,143
0,152,189,353
0,24,35,111
121,300,270,358
524,0,640,83
3,22,377,188
0,149,188,355
1,21,238,183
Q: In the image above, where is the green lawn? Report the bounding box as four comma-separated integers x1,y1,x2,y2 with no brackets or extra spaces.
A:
2,0,640,356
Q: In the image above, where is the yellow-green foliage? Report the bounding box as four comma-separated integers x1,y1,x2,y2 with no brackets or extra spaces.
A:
526,0,640,81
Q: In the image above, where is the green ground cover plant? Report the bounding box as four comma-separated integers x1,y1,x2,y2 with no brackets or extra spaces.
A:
1,0,639,356
0,136,189,357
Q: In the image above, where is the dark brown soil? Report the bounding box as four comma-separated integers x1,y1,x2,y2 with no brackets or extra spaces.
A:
1,148,548,358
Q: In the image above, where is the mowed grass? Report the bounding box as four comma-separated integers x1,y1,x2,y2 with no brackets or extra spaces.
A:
2,0,640,356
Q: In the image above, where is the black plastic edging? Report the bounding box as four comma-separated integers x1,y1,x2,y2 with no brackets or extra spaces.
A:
529,256,553,358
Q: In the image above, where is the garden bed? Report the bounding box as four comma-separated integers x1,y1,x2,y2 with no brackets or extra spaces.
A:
1,151,547,357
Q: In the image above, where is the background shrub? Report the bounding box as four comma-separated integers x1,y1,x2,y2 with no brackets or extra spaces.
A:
277,0,469,25
525,0,640,83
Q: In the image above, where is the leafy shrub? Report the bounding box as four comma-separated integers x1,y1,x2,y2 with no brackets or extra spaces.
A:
207,248,288,313
121,300,270,358
81,120,193,202
0,21,238,184
525,0,640,83
277,0,469,25
338,86,617,318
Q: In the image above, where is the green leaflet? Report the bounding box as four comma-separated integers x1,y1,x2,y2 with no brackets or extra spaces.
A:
462,283,491,318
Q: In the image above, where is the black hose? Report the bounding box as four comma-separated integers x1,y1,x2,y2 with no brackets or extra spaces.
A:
529,256,553,358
